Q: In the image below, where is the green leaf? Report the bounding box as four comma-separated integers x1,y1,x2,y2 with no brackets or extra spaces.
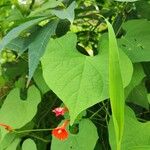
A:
125,63,145,98
29,0,63,17
33,67,50,94
2,59,28,80
6,7,24,21
136,0,150,19
0,132,17,150
147,94,150,104
127,81,149,109
52,1,77,23
5,36,29,55
5,26,41,55
114,0,138,2
106,20,125,149
125,63,148,108
119,19,150,62
5,138,21,150
51,119,98,150
0,86,41,129
0,17,46,52
41,32,133,124
109,107,150,150
28,19,59,83
22,139,37,150
128,146,150,150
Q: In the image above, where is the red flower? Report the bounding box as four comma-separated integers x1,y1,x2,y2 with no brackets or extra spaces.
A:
52,107,68,117
52,120,70,140
0,123,13,132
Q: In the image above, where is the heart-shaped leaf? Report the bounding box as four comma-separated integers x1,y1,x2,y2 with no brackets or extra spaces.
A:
0,86,41,129
41,33,133,124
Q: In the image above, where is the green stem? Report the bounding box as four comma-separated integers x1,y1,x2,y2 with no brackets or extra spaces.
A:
14,128,53,134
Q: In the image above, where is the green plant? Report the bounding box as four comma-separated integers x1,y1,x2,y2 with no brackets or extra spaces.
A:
0,0,150,150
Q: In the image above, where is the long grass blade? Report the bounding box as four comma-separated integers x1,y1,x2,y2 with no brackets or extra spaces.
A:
106,20,125,150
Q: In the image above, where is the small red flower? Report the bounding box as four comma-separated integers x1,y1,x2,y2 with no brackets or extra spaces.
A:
52,107,68,117
0,123,13,132
52,120,70,140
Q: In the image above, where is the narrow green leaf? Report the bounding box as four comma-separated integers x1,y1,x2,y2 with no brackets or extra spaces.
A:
27,19,59,83
5,26,40,55
106,20,125,149
0,17,46,52
5,36,30,55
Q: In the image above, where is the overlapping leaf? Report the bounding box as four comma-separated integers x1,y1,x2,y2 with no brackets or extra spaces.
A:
125,63,145,98
28,19,59,83
109,107,150,150
0,17,46,52
41,32,133,124
125,63,148,108
119,19,150,62
0,86,41,129
52,1,77,23
127,82,149,109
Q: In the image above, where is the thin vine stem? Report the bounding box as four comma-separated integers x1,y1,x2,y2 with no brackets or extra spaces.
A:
14,128,53,134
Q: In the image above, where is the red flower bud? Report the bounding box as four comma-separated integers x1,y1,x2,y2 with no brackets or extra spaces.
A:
52,107,68,117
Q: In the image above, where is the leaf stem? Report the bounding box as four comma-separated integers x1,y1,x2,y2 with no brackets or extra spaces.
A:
14,128,53,134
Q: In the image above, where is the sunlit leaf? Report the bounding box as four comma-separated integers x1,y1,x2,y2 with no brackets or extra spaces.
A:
41,32,133,124
106,20,125,149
